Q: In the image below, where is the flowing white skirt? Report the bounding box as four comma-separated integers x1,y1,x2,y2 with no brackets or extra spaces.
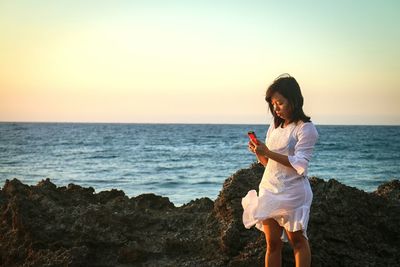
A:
242,177,313,242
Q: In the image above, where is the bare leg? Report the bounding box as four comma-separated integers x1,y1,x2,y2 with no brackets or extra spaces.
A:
285,230,311,267
262,219,284,267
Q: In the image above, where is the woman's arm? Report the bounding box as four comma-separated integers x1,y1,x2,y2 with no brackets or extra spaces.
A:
256,153,269,166
252,122,319,175
251,139,293,168
264,149,292,167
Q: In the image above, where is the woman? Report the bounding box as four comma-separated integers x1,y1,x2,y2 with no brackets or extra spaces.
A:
242,74,318,267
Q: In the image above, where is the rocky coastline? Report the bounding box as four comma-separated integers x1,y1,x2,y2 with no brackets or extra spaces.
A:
1,163,399,266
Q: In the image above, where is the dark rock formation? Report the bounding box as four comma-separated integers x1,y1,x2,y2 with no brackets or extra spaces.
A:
374,179,400,203
1,163,399,266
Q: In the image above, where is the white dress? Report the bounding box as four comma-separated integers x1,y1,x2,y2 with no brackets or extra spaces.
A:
242,120,319,241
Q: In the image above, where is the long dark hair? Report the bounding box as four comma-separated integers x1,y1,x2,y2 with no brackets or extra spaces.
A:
265,74,311,128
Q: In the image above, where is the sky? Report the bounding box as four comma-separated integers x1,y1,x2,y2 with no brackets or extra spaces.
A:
1,0,399,125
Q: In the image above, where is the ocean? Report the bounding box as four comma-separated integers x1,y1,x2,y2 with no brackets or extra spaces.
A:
1,123,399,205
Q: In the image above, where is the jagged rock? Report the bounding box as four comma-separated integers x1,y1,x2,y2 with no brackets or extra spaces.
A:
374,179,400,203
0,165,399,266
212,163,264,256
133,193,175,210
0,178,220,266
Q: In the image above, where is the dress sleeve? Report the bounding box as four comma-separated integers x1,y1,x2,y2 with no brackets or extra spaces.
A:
288,122,319,176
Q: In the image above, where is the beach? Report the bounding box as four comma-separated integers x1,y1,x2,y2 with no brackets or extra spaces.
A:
0,163,399,266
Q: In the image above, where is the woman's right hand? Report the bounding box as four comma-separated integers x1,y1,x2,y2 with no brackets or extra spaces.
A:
248,140,256,154
248,139,269,166
249,138,270,157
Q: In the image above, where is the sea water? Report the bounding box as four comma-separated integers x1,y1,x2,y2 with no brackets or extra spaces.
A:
0,123,399,205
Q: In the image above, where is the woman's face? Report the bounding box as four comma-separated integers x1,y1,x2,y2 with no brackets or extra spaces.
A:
270,92,292,121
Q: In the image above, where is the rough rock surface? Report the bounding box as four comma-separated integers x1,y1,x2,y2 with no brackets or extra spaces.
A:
1,163,399,266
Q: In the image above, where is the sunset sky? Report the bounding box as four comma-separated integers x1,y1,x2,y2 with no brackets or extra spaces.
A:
1,0,399,125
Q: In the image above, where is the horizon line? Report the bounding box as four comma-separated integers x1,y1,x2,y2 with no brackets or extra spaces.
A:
0,120,399,127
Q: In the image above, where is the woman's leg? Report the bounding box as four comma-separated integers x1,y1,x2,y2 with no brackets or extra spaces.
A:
285,230,311,267
262,218,284,267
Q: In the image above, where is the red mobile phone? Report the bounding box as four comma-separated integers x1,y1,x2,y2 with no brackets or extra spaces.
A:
248,131,258,144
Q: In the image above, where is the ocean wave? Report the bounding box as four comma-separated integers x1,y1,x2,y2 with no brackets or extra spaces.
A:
155,165,196,172
159,180,183,188
83,155,119,160
191,180,220,185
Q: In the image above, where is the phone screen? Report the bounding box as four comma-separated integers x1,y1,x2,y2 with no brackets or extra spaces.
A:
248,131,258,144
